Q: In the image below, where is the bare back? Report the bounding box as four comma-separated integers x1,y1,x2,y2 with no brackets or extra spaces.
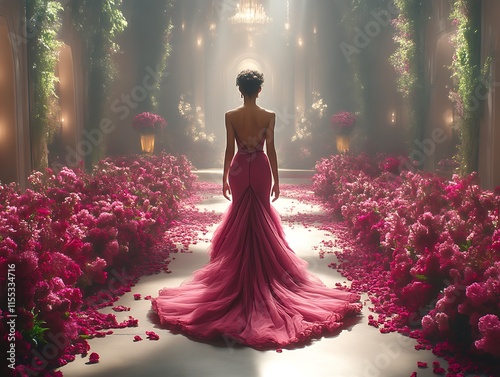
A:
226,105,275,150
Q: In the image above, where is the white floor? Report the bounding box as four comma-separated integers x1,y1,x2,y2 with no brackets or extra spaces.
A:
59,170,466,377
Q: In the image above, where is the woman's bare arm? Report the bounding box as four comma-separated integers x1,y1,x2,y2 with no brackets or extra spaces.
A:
222,112,235,200
265,113,280,201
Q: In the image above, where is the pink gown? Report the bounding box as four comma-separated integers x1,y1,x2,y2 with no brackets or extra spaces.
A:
151,135,361,349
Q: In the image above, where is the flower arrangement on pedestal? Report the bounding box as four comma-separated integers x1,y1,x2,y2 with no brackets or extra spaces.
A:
331,111,356,153
132,112,167,154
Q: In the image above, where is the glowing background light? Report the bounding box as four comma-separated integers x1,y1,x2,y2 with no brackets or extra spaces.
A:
229,0,272,29
0,120,4,142
236,58,262,74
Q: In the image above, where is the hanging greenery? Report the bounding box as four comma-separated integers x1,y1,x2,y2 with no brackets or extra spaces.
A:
70,0,127,168
449,0,490,175
26,0,63,170
390,0,428,159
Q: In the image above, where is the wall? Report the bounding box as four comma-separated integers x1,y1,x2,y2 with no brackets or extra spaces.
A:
424,0,456,174
0,16,17,183
0,0,30,188
479,0,500,190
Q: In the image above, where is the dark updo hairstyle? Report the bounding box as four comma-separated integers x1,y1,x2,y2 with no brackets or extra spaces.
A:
236,69,264,97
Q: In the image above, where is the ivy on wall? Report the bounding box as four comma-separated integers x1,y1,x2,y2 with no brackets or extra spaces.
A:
70,0,127,168
26,0,63,171
391,0,490,175
449,0,490,175
390,0,428,159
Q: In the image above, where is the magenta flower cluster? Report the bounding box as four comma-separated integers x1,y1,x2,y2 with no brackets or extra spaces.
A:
0,153,196,376
331,111,356,133
313,153,500,375
132,112,167,134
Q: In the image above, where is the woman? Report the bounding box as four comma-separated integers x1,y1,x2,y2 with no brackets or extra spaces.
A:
152,70,361,349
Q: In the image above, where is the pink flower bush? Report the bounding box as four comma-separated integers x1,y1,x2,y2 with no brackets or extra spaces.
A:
0,153,196,376
475,314,500,357
132,112,167,134
331,111,356,133
313,153,500,376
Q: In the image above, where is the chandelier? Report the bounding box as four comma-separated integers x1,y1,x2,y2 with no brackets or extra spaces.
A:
229,0,272,28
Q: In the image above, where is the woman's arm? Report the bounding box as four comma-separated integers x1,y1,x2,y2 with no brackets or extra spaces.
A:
222,112,235,200
265,113,280,202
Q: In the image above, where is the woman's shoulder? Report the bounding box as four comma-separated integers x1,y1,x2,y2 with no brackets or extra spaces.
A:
225,106,243,118
225,106,275,120
261,108,275,117
254,107,275,121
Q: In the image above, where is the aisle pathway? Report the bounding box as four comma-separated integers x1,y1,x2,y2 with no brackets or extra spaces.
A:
59,169,451,377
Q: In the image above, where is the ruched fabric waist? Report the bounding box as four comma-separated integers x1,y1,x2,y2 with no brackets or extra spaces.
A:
237,149,264,155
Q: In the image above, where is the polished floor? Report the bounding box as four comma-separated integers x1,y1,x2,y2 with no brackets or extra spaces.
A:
59,169,457,377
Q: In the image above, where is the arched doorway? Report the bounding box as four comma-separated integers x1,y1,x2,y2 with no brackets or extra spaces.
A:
0,16,18,184
49,43,78,170
428,32,457,173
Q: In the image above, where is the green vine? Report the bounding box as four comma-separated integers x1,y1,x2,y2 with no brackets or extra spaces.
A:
390,1,417,98
390,0,428,160
449,0,490,175
26,0,63,171
70,0,127,168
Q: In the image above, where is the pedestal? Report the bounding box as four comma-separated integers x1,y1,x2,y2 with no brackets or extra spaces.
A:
140,134,155,154
336,134,350,153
